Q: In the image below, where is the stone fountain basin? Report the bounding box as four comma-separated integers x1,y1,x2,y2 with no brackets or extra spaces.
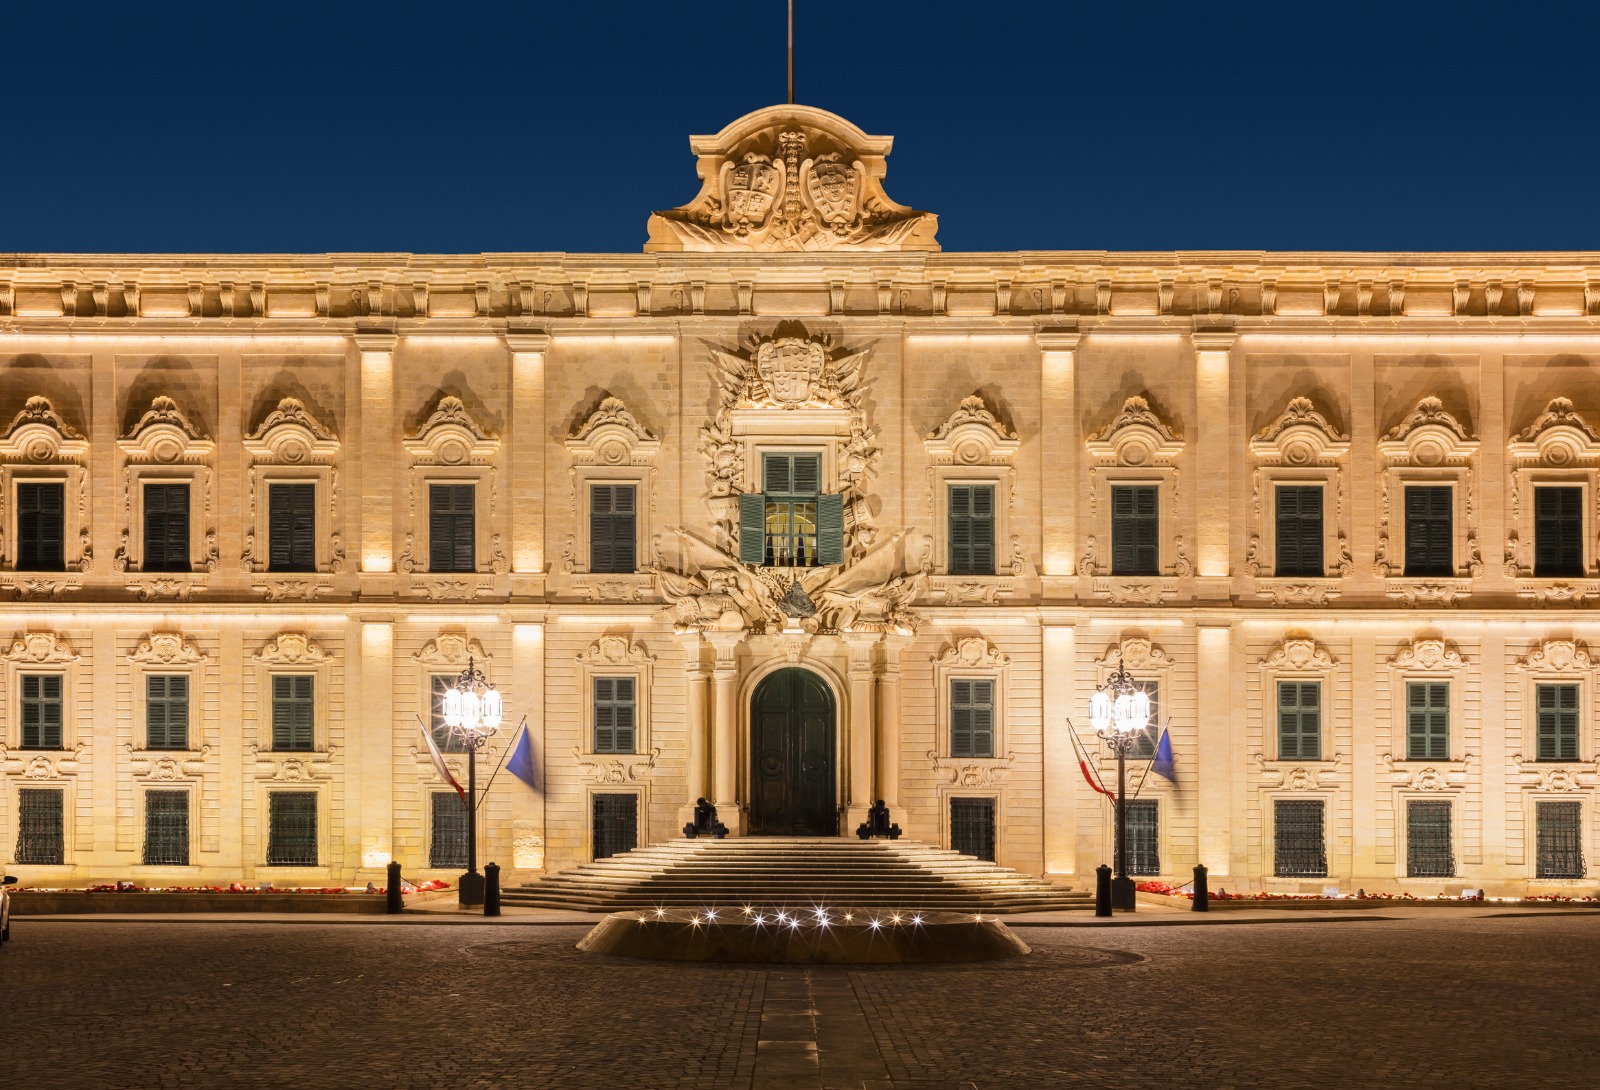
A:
577,907,1030,964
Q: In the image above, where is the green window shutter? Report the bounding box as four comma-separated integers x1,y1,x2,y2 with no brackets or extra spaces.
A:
763,453,792,494
429,484,475,573
17,482,67,572
589,484,637,574
1537,684,1580,761
1534,486,1584,578
1404,486,1453,577
148,674,190,750
950,679,973,757
269,483,317,573
1275,485,1324,577
272,675,315,751
143,483,191,572
815,492,844,565
739,492,766,564
948,485,996,575
1111,486,1159,576
969,679,994,758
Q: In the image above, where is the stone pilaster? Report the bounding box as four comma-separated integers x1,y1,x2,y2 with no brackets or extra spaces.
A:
1196,622,1234,876
677,632,710,826
1192,328,1235,596
1037,328,1079,600
509,620,546,874
875,635,910,815
505,330,548,595
845,633,877,830
355,332,396,588
356,619,394,876
1041,618,1077,875
708,632,743,835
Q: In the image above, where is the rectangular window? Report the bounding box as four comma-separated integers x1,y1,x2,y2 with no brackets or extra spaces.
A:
950,678,995,758
1127,680,1160,759
15,787,65,865
950,796,996,862
1277,681,1321,761
1403,485,1453,577
271,675,315,752
428,483,476,573
1274,799,1327,878
589,484,637,574
430,674,465,753
1534,486,1584,578
266,791,318,866
268,482,317,573
142,790,190,866
1110,485,1159,576
1126,799,1160,876
429,791,469,869
1407,800,1454,878
592,677,637,754
142,483,191,572
1536,801,1586,879
16,481,65,571
146,674,190,750
948,485,996,575
1274,485,1324,577
1536,683,1580,761
1406,681,1449,761
592,793,638,861
763,453,821,567
20,673,64,749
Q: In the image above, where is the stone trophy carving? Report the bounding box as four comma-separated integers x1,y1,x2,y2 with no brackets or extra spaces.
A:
646,105,938,252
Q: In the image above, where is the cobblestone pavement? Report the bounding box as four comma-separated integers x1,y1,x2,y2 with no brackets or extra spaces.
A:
3,914,1598,1089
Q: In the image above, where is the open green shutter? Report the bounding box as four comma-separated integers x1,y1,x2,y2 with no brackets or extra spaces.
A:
738,493,766,564
816,493,844,565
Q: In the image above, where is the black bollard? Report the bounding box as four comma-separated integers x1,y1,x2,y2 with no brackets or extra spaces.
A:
386,861,403,915
1192,863,1209,912
1095,864,1112,918
484,861,501,917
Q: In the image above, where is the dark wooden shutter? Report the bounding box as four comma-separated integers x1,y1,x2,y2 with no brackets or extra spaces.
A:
1406,681,1448,761
1278,681,1320,760
21,674,63,749
948,485,996,575
17,482,66,571
1534,486,1584,578
272,675,315,751
430,791,470,869
815,492,844,565
147,674,190,750
266,791,318,866
142,483,191,571
269,483,317,572
429,484,475,573
592,793,638,860
1274,799,1327,877
1537,683,1579,761
1536,800,1585,879
950,678,994,758
950,797,996,861
1404,486,1453,576
143,789,190,866
1111,485,1159,575
592,677,637,754
16,787,65,865
738,492,766,564
1274,485,1324,577
589,484,637,573
1126,799,1160,875
1406,800,1454,877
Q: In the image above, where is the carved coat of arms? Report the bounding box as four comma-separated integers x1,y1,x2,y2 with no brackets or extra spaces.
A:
719,153,784,235
756,336,827,406
800,152,862,231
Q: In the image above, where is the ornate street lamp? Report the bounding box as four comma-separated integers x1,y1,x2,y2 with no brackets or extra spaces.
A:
1090,655,1151,912
442,656,502,906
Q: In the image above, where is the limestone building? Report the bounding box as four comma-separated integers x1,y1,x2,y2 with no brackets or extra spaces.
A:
2,104,1597,896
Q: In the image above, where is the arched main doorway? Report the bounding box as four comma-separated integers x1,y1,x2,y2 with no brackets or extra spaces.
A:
749,667,838,836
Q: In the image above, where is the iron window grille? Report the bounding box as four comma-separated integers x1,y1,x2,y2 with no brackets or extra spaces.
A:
429,791,470,869
266,791,318,866
1274,799,1327,878
1405,681,1449,761
592,793,638,861
588,484,637,573
142,482,191,572
271,675,315,752
1125,799,1160,876
16,481,66,571
1535,801,1585,879
592,677,637,754
950,678,995,758
1110,485,1159,576
20,673,64,749
142,790,190,866
1535,683,1580,762
1533,486,1584,578
16,787,65,865
1406,800,1454,878
950,796,997,862
267,482,317,573
1277,681,1321,761
146,674,190,750
428,483,476,573
1274,484,1324,577
1403,485,1453,577
948,484,996,575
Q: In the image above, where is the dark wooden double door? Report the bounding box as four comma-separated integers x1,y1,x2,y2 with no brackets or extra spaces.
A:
749,668,837,836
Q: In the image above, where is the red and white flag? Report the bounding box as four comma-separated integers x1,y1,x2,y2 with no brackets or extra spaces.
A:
419,721,465,801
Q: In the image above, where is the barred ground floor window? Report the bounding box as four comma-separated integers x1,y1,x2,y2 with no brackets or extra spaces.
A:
950,796,996,862
1274,799,1327,878
266,791,318,866
430,791,469,869
142,789,190,866
16,787,65,865
1125,799,1160,875
1536,801,1586,879
1406,800,1454,878
592,793,637,861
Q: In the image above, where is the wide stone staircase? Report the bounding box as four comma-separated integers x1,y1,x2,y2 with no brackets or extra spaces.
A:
502,837,1091,914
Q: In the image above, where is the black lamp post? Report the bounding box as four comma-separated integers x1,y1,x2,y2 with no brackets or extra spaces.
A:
1090,656,1151,912
442,656,502,907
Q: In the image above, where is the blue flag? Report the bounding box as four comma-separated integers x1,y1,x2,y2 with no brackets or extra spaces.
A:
506,725,538,791
1152,727,1176,782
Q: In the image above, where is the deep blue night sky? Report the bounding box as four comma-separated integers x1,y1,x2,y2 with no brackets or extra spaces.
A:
7,1,1600,255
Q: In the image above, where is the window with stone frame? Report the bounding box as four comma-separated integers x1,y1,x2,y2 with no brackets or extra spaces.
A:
15,786,65,865
1535,683,1580,761
1277,681,1321,760
19,673,63,749
1533,486,1585,578
141,482,191,572
268,482,317,573
588,483,638,574
16,481,65,571
265,791,318,866
1405,681,1449,761
1273,798,1327,878
949,678,995,759
146,674,190,750
592,677,637,754
271,675,315,752
1406,799,1454,878
142,789,190,866
742,452,844,568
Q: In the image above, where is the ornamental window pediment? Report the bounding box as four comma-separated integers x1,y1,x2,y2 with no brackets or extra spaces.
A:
565,397,660,467
1248,397,1349,466
115,398,215,577
1388,638,1466,673
1505,399,1600,584
575,636,655,758
129,631,207,665
1082,398,1184,583
1085,396,1183,468
118,396,214,464
244,398,340,465
1246,397,1351,586
1373,397,1478,585
923,394,1019,585
397,396,502,580
1376,397,1477,467
412,630,490,667
0,398,92,575
402,395,499,465
931,637,1013,766
923,396,1019,467
560,397,659,591
0,397,88,464
253,632,330,666
5,629,79,663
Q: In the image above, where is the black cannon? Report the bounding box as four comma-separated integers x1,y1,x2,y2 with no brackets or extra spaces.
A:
682,797,729,839
855,800,902,840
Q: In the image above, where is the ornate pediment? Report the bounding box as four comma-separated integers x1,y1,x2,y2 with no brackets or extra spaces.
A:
402,395,499,465
1508,398,1600,466
1260,637,1336,672
577,636,655,666
933,637,1009,670
5,630,78,663
1388,638,1465,671
119,396,214,464
413,630,490,666
1377,397,1477,466
1086,397,1184,466
566,397,660,467
645,104,938,253
253,632,329,665
129,631,207,665
924,396,1019,466
1518,638,1594,673
0,397,88,463
244,398,339,464
1248,397,1350,465
1096,636,1172,673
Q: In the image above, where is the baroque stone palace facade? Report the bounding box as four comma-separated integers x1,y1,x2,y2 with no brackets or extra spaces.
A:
2,105,1599,894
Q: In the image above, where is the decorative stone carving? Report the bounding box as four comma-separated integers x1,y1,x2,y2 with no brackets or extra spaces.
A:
1380,753,1474,791
1507,755,1600,791
1260,637,1335,672
0,743,85,776
1096,637,1172,672
1255,581,1341,606
129,631,207,665
4,630,79,663
923,395,1019,466
252,580,331,602
1090,578,1178,606
249,743,337,780
1516,581,1599,605
127,743,210,780
646,104,938,253
243,397,339,464
1248,397,1350,465
933,637,1010,670
126,578,202,602
1517,638,1593,673
1377,397,1478,466
1388,638,1466,671
566,396,660,466
926,751,1013,788
119,396,213,463
0,396,89,462
253,632,329,665
1086,396,1184,467
402,395,499,465
927,577,1014,604
1252,751,1345,790
1384,581,1471,607
573,747,660,784
413,630,490,666
1508,398,1600,465
577,635,654,667
1,578,78,600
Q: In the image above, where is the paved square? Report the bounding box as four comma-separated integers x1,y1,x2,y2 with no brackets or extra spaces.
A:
3,913,1597,1089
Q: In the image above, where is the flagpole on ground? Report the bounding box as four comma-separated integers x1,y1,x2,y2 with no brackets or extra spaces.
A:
475,715,528,805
